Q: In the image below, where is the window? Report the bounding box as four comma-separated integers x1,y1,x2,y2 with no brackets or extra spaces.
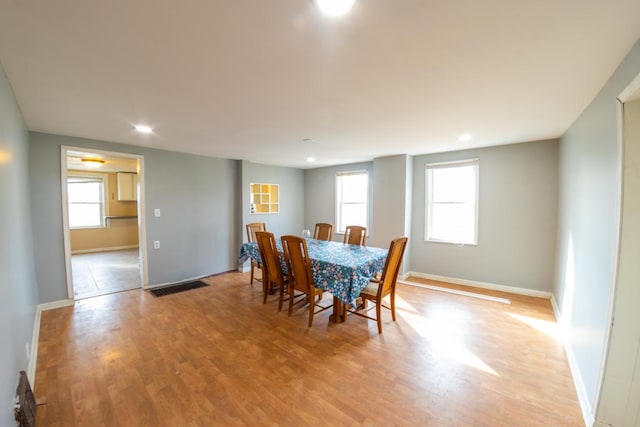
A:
425,159,478,244
67,175,106,228
335,170,368,234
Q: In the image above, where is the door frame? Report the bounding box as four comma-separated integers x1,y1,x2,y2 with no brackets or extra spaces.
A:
593,71,640,425
60,145,149,298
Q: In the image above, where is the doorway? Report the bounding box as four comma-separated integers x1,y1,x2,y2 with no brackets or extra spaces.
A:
61,146,148,299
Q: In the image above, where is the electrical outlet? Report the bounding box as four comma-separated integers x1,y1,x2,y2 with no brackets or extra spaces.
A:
154,208,161,217
25,342,30,361
154,240,160,249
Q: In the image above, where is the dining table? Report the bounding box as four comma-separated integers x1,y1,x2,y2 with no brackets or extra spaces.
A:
238,237,388,323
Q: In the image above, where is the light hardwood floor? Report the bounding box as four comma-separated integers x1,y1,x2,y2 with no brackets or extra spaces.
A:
71,249,140,299
34,272,583,426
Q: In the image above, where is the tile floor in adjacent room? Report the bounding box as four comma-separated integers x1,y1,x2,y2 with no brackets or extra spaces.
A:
71,248,141,299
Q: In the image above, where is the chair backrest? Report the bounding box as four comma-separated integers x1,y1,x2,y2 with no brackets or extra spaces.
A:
281,235,315,294
344,225,367,246
246,222,266,243
255,231,285,286
313,223,333,241
377,237,408,299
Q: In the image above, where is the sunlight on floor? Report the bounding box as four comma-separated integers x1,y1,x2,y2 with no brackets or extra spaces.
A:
393,294,419,313
395,295,499,376
505,312,561,341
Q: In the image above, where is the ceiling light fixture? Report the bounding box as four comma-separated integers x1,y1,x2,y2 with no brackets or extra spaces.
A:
135,124,153,134
316,0,355,16
458,133,473,142
81,158,105,168
306,157,316,163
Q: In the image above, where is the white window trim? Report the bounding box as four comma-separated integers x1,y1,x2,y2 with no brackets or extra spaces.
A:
335,170,369,235
67,171,109,229
424,158,479,245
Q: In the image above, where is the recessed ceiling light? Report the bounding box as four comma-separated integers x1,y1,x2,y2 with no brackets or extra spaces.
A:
316,0,355,16
458,133,473,142
135,125,153,134
306,157,316,163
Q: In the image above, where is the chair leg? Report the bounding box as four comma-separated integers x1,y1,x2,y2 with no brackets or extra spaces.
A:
278,283,285,312
391,293,396,321
376,301,382,334
288,285,294,317
262,279,269,304
250,262,255,285
308,295,315,327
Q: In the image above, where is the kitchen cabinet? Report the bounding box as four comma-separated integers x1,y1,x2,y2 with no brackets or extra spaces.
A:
117,172,138,201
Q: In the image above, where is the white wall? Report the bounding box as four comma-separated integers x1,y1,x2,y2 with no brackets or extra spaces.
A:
0,65,39,424
410,140,559,291
555,38,640,423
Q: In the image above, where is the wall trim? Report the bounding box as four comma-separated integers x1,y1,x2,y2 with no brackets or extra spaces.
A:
38,299,75,311
399,279,511,304
29,299,75,387
27,308,40,386
551,295,595,427
71,245,139,255
407,271,553,298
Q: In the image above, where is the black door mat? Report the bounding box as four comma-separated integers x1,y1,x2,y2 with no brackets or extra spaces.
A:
149,280,209,297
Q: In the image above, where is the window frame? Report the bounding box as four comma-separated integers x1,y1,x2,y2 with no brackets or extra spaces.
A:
335,170,369,235
424,158,479,245
67,172,108,229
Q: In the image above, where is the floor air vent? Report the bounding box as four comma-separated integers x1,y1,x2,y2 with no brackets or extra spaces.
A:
14,371,36,427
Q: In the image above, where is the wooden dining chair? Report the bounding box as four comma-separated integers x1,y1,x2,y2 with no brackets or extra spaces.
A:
348,236,408,333
313,223,333,241
255,231,288,305
281,235,332,327
344,225,367,246
246,222,265,285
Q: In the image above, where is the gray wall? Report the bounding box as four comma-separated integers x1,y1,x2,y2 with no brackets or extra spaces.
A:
29,132,239,302
410,140,559,291
0,66,39,424
555,38,640,418
371,155,412,249
304,162,374,242
240,160,305,241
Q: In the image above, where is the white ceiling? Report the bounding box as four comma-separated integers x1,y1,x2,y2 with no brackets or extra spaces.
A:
1,1,639,169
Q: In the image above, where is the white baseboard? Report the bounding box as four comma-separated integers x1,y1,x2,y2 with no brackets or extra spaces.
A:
71,245,139,255
407,271,553,298
399,279,512,304
550,295,594,427
27,309,40,386
29,299,75,387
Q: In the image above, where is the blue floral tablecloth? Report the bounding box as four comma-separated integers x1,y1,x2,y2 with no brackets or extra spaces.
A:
239,238,388,306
